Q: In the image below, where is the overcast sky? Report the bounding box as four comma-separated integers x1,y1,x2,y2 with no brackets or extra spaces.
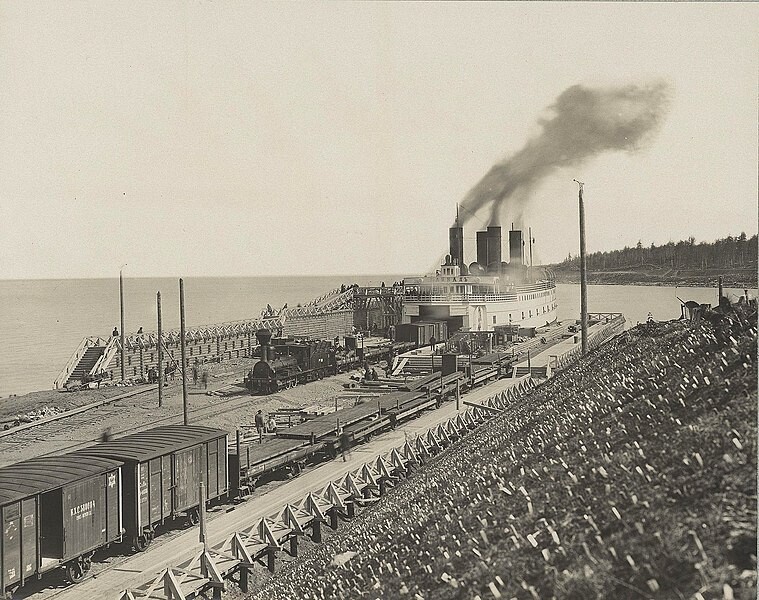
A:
1,2,756,279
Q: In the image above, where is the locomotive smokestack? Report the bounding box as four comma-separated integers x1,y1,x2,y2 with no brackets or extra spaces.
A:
255,329,272,346
255,329,273,360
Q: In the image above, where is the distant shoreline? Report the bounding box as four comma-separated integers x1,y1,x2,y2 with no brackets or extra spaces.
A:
550,269,757,290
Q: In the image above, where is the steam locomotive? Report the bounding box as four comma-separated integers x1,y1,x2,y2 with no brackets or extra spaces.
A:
245,329,333,393
244,330,416,394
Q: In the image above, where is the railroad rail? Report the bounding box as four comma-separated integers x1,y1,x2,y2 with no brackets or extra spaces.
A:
116,379,535,600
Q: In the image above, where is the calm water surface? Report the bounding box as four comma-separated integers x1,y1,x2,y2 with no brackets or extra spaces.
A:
0,278,750,398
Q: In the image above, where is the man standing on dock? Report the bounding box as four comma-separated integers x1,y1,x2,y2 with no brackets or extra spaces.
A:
339,428,352,462
255,410,265,437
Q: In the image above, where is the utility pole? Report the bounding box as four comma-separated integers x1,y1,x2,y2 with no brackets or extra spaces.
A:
574,179,588,355
157,291,163,407
119,267,126,381
179,278,189,424
198,482,207,551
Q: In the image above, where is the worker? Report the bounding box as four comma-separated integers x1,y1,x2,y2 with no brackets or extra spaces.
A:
339,428,352,462
266,416,278,433
254,410,265,437
192,359,200,386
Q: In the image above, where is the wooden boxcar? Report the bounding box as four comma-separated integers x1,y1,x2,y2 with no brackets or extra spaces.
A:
74,425,228,552
0,454,123,596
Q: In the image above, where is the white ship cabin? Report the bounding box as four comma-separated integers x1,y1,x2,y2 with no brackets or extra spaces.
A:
402,259,557,332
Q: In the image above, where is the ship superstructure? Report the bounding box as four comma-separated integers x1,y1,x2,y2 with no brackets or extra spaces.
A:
402,214,557,333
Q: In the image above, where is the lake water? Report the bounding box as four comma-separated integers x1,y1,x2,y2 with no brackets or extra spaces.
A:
0,277,751,398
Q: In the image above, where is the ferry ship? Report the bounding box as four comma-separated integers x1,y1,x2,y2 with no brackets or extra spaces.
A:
401,214,557,334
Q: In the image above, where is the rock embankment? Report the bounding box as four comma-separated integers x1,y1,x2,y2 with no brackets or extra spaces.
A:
254,309,757,599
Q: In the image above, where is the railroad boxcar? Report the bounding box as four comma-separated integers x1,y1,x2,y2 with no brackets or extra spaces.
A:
0,454,123,596
74,425,228,552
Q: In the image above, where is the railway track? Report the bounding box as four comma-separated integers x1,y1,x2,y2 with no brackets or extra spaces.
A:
0,378,266,465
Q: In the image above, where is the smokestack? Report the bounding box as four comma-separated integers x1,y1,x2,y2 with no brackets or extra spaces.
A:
486,226,502,267
256,329,273,361
449,225,464,270
476,231,488,267
509,230,523,266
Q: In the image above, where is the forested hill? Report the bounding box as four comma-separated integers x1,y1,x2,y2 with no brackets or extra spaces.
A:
551,234,757,288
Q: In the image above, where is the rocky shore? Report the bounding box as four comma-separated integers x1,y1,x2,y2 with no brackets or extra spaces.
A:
253,309,757,599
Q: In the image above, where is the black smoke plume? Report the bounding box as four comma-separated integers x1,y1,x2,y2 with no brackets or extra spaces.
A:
458,81,671,226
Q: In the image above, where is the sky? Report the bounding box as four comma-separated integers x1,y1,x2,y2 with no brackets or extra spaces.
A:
0,2,756,279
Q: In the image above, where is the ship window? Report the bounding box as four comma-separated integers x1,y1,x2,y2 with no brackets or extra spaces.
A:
521,311,524,319
492,316,496,324
529,310,532,317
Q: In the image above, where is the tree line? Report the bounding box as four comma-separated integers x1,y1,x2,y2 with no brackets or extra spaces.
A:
558,233,758,271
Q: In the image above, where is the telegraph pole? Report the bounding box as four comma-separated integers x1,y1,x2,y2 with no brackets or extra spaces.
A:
179,278,189,424
157,291,163,407
119,266,126,381
574,179,588,355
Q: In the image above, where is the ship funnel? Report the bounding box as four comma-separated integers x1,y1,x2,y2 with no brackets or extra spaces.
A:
449,224,464,270
486,226,502,268
476,231,488,267
509,230,523,266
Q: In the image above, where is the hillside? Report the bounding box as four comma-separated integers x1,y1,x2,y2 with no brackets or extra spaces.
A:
253,308,757,599
552,234,758,288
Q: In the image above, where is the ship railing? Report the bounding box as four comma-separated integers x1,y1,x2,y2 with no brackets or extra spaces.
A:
508,281,556,293
355,286,404,297
53,335,109,389
404,293,521,303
